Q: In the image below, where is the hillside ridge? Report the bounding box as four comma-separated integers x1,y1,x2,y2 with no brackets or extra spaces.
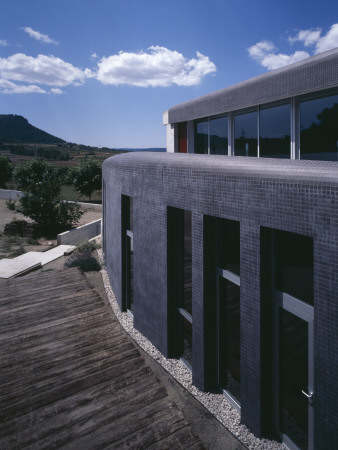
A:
0,114,65,144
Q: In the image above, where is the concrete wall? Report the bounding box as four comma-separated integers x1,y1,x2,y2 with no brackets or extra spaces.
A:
103,152,338,448
57,219,101,245
0,189,22,200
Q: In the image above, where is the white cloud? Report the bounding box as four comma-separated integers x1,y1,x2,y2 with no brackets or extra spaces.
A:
22,27,58,45
96,46,216,87
248,40,309,70
0,78,46,94
91,53,99,59
249,23,338,71
288,29,321,47
315,23,338,54
0,40,8,47
50,88,63,94
0,53,93,88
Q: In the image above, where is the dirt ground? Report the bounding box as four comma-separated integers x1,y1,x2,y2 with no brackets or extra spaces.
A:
0,199,102,259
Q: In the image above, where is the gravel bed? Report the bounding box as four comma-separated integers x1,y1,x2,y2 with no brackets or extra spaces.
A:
97,248,284,450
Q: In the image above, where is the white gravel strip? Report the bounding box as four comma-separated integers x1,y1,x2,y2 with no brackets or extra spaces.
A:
97,248,283,450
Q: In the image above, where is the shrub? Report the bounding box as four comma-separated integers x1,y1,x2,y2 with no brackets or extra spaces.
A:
7,159,83,229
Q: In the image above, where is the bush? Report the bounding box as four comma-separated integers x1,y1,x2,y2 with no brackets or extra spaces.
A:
70,159,102,201
8,159,83,229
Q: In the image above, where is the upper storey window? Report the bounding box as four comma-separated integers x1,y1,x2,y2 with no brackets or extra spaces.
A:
234,111,258,157
260,103,290,158
300,93,338,161
210,116,228,155
195,116,228,155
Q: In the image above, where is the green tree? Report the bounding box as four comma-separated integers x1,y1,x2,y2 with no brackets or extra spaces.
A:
70,159,102,201
7,159,83,229
0,155,14,188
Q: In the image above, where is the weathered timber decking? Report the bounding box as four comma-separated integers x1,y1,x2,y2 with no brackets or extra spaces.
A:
0,268,203,449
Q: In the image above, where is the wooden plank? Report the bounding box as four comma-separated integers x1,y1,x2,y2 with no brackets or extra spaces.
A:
1,347,141,408
0,354,145,422
1,373,163,449
0,364,153,439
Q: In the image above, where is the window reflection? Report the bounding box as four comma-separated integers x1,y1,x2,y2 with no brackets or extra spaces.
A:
260,104,290,158
300,94,338,161
195,120,208,154
234,111,258,156
274,230,313,305
210,116,228,155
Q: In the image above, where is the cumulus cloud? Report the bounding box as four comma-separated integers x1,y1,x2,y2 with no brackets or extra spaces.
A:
288,29,321,47
248,41,309,70
50,88,63,94
22,27,58,45
248,23,338,71
0,40,8,47
96,46,216,87
315,23,338,54
0,78,46,94
0,53,93,87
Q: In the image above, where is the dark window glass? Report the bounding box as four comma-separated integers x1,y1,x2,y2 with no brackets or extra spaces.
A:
279,309,308,450
300,93,338,161
126,235,133,310
234,111,257,157
129,197,133,231
274,230,313,305
260,104,290,158
195,120,208,154
218,218,240,276
219,277,240,402
183,210,192,315
182,316,192,367
210,116,228,155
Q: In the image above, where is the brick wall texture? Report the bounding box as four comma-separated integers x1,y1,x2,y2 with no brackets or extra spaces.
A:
103,152,338,448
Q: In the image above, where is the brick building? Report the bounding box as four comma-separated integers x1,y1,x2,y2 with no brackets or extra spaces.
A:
103,48,338,449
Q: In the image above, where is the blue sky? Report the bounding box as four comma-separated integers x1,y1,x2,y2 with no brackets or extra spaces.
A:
1,0,338,148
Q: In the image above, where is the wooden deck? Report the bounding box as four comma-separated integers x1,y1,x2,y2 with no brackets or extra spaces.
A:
0,268,203,449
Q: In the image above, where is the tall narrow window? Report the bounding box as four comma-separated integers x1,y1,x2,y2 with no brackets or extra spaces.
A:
122,195,133,312
210,116,228,155
217,218,241,408
300,93,338,161
234,110,258,157
167,207,192,369
260,103,290,158
195,120,208,154
262,228,314,449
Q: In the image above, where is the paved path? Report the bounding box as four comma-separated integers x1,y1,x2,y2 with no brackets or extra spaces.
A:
0,268,204,449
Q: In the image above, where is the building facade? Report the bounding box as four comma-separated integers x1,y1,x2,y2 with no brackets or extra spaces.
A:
103,49,338,450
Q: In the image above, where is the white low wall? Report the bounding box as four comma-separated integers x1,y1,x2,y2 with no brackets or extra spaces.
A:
57,219,102,245
0,189,23,200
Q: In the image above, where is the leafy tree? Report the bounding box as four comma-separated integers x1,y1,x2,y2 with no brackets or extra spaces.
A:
70,159,102,201
0,155,14,188
7,159,83,229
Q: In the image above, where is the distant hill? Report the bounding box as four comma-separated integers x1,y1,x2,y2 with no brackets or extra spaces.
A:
0,115,65,144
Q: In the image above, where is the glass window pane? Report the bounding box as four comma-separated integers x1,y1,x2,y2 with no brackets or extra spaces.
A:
260,104,290,158
182,316,192,367
219,277,240,402
300,93,338,161
234,111,258,157
210,116,228,155
274,231,313,305
195,120,208,154
183,210,192,315
279,309,308,450
218,218,240,276
126,236,133,310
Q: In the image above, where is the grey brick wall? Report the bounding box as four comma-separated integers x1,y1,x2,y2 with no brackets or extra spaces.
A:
168,48,338,123
103,152,338,447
